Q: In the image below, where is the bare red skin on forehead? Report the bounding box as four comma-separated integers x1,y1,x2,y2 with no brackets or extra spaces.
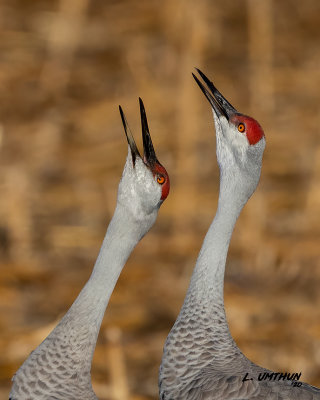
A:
231,115,265,145
152,163,170,200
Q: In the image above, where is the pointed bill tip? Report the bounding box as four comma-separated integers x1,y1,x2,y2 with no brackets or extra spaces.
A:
119,105,129,140
119,104,124,119
195,68,215,91
195,68,211,86
192,72,222,116
119,105,141,162
119,105,127,132
195,68,219,94
139,97,149,135
139,97,147,123
193,69,237,119
139,98,158,166
119,105,128,136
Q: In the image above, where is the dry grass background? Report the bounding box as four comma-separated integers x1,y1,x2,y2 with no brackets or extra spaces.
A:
0,0,320,399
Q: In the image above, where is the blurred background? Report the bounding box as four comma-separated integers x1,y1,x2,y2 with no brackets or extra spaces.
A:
0,0,319,398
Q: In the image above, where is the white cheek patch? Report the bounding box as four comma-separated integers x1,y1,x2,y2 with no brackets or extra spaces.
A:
215,120,249,168
134,158,157,194
227,124,247,147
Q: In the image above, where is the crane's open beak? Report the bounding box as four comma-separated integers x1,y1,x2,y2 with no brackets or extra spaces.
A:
139,97,159,167
119,99,159,168
119,105,141,165
192,68,237,120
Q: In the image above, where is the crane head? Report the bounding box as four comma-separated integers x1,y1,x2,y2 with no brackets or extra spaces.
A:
118,98,170,222
193,68,266,202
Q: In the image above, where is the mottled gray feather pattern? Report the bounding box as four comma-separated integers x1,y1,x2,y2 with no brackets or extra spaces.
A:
10,322,98,399
160,313,320,400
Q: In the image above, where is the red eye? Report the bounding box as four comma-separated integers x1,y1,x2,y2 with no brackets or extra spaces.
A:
157,175,165,184
238,123,245,133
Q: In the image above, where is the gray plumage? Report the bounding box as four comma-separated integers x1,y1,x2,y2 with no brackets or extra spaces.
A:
10,99,170,400
159,70,320,400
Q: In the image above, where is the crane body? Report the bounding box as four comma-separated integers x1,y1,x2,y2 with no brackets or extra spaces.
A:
159,70,320,400
10,99,170,400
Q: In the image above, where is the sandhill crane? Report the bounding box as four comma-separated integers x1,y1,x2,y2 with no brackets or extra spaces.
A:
159,69,320,400
10,98,170,400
